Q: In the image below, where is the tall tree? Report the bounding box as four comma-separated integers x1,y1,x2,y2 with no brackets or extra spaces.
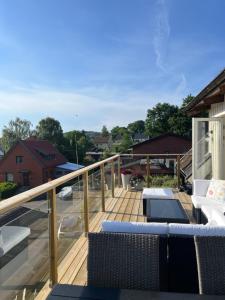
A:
36,117,64,147
101,125,109,137
1,117,33,152
145,103,179,137
117,132,133,153
168,95,194,138
127,120,145,138
111,126,128,140
63,130,94,164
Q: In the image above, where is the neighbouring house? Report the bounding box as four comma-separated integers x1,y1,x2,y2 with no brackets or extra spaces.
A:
184,67,225,181
125,133,191,176
93,135,112,151
131,133,191,155
0,137,83,188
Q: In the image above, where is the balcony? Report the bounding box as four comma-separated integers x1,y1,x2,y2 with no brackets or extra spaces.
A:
0,153,192,300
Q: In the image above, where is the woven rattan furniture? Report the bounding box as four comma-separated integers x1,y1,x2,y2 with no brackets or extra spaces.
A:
47,284,225,299
87,232,166,291
194,236,225,295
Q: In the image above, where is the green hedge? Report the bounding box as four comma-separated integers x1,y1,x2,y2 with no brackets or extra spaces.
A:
0,182,17,200
146,175,178,188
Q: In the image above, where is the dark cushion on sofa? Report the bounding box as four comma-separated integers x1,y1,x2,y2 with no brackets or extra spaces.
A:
168,235,199,293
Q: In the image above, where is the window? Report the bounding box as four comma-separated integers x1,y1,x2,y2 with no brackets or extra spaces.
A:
16,156,23,163
6,173,14,182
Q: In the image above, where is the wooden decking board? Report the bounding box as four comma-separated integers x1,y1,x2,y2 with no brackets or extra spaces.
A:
37,188,192,300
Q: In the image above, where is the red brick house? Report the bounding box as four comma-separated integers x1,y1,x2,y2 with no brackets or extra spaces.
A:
0,137,67,188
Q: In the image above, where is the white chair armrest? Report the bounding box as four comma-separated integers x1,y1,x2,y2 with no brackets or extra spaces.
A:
193,179,210,196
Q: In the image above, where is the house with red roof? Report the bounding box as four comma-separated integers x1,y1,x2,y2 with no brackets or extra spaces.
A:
0,137,82,188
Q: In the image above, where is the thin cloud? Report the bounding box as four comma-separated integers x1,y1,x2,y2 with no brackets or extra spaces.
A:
153,0,170,72
0,83,187,133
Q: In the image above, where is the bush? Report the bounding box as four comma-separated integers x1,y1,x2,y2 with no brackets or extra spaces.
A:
146,175,177,188
0,182,17,200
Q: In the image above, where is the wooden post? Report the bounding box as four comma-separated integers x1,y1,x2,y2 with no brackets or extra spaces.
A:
48,188,58,286
177,155,181,189
100,164,105,212
83,171,89,233
111,160,115,198
147,156,150,188
117,157,121,187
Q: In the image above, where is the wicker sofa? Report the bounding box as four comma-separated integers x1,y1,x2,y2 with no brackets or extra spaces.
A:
192,179,225,225
87,221,225,294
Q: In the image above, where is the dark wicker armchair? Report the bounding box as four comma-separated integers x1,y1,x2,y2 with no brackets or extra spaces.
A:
87,232,167,291
194,236,225,295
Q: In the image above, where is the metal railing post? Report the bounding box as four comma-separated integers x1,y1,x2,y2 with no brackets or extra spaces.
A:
177,155,181,189
111,160,115,198
100,164,105,212
146,155,150,188
48,188,58,286
117,156,121,187
83,171,89,233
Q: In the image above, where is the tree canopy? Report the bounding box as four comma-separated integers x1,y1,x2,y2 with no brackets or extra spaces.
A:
127,120,145,138
145,95,193,138
36,117,64,146
1,117,33,152
145,103,179,137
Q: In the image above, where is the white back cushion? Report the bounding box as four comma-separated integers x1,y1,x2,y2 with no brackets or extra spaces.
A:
102,220,168,234
169,223,225,236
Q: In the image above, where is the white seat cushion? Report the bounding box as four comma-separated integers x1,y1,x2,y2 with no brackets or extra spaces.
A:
211,209,225,226
201,205,214,222
0,226,31,257
142,188,174,200
102,220,169,235
169,223,225,236
191,195,207,208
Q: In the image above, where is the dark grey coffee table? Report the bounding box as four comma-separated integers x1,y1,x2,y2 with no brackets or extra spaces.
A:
146,199,189,223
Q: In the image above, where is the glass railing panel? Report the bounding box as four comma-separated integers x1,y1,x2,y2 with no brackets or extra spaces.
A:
0,192,50,300
104,162,112,200
88,168,101,222
56,178,84,266
120,154,179,190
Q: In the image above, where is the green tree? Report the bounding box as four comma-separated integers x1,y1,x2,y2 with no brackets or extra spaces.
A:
127,120,145,138
101,125,109,137
1,117,33,152
111,126,128,140
117,132,133,153
63,130,94,164
180,94,195,109
145,103,179,137
36,117,64,147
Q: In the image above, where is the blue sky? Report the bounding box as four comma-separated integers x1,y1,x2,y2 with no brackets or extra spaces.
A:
0,0,225,133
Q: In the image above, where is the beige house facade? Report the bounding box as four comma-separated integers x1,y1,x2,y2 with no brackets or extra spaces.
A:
185,68,225,180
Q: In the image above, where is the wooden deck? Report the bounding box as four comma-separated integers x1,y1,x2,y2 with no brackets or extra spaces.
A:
37,188,192,300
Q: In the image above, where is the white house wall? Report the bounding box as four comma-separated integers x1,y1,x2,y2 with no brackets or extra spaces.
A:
209,98,225,179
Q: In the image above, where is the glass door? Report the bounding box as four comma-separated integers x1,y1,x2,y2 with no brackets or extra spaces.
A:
192,118,224,180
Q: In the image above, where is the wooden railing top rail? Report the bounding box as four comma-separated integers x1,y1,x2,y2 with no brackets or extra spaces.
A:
0,154,119,215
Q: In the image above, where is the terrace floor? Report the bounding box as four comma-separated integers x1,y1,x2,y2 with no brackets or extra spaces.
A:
37,187,192,300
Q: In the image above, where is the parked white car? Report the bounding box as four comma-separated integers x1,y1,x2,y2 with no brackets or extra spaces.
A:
58,186,73,200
